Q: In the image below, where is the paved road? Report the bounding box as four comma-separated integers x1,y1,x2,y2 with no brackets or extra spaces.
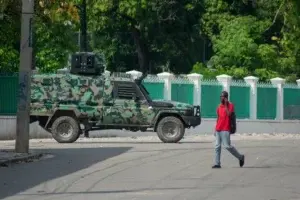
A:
1,136,300,200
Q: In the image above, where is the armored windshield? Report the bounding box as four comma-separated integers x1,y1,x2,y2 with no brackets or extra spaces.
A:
139,84,152,102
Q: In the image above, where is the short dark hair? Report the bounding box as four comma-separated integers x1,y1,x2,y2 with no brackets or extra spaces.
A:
221,91,228,98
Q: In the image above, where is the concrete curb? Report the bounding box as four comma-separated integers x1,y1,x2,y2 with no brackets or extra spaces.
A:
0,152,44,167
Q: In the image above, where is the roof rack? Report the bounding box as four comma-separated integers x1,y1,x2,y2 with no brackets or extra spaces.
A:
111,72,133,81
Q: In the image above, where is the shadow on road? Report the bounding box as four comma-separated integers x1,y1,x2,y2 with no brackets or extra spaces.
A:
240,166,272,168
20,187,204,196
0,147,131,199
233,166,272,169
75,141,213,144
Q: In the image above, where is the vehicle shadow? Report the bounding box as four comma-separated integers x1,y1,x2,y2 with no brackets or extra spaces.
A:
75,141,213,144
233,166,272,169
0,147,131,199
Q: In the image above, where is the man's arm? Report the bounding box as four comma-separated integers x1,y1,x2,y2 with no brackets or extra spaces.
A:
225,102,234,116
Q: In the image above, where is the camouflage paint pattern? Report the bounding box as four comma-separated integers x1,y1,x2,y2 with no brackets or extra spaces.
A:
101,99,156,125
30,72,196,126
30,73,110,120
153,99,194,110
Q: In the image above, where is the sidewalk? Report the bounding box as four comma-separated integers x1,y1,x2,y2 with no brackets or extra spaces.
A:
0,150,43,167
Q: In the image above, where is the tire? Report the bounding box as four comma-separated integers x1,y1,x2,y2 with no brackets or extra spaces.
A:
156,116,185,143
51,116,80,143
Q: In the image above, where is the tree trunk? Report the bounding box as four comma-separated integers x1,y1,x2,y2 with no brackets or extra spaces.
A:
131,26,149,74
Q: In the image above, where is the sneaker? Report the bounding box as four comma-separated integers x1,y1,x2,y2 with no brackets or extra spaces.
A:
239,155,245,167
212,165,221,168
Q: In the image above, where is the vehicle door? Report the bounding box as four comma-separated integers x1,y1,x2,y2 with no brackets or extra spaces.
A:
78,77,104,121
101,81,154,126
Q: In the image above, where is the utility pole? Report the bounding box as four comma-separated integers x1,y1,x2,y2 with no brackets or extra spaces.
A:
15,0,34,153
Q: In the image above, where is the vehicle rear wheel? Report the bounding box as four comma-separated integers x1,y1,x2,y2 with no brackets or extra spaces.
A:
156,116,185,143
51,116,80,143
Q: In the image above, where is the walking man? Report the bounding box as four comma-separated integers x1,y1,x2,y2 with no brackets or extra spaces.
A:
212,91,245,168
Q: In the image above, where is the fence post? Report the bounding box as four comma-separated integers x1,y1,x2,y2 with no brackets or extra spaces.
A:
104,70,111,76
244,76,259,120
297,79,300,87
271,77,285,121
187,73,203,106
126,70,142,79
157,72,174,100
216,74,232,100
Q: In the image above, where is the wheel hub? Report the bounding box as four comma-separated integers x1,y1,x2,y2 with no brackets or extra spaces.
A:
57,122,73,138
162,121,179,138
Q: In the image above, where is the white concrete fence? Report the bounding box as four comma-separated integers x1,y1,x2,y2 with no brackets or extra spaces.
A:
125,70,295,121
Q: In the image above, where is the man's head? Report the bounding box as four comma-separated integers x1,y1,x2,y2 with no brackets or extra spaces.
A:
220,91,228,104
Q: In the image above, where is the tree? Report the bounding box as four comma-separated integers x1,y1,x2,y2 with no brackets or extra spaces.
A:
33,0,80,72
1,0,300,82
89,0,205,73
199,0,300,81
0,0,21,72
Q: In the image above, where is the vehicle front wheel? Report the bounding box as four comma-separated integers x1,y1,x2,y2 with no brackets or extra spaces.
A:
156,116,185,143
51,116,80,143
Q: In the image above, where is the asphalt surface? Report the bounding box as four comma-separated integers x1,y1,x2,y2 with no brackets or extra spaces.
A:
1,135,300,200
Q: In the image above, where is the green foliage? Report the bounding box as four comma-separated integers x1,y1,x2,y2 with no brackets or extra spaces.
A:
209,16,272,70
89,0,204,73
191,62,250,80
34,18,78,73
0,47,19,72
253,68,279,81
200,0,300,82
0,0,300,83
0,0,21,72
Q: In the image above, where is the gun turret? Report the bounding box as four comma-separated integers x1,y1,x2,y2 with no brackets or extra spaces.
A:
70,52,105,76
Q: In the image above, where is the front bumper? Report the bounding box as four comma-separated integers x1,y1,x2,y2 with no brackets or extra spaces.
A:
182,105,201,127
182,116,201,127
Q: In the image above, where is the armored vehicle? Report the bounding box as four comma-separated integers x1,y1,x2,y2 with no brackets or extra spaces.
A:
30,52,201,143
